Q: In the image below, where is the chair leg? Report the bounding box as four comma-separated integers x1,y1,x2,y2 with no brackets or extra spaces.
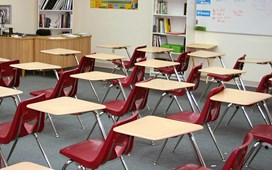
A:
244,141,262,167
188,133,206,167
241,106,253,128
47,113,59,138
88,80,99,102
256,103,270,124
76,115,85,129
213,103,232,132
33,133,52,168
0,147,8,167
171,135,184,152
190,91,201,113
225,105,240,126
199,80,214,102
164,97,175,115
120,156,129,170
206,123,225,161
101,84,114,103
154,139,168,165
86,119,98,140
173,95,183,112
151,92,167,115
62,159,74,170
6,139,19,162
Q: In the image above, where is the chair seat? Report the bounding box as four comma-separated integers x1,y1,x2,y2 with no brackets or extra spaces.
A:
112,60,130,69
168,89,186,96
207,73,233,82
109,77,131,88
156,67,174,74
248,124,272,143
176,163,211,170
60,139,103,169
166,111,200,124
103,100,127,117
30,88,54,98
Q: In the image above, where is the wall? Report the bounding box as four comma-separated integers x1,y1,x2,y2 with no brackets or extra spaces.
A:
0,0,37,34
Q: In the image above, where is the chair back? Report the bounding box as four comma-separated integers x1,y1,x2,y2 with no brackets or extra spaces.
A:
78,55,95,73
95,112,138,167
0,60,20,88
50,68,80,99
233,54,246,70
196,85,224,124
4,94,45,143
125,58,146,85
256,73,272,94
222,133,254,170
186,63,203,91
127,45,147,68
176,51,190,73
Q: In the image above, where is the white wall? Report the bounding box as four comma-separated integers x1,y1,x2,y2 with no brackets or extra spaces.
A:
0,0,37,34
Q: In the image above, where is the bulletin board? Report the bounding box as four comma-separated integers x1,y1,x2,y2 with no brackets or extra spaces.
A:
90,0,138,10
195,0,272,36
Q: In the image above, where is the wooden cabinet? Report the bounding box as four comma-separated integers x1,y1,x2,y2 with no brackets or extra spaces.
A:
38,0,73,34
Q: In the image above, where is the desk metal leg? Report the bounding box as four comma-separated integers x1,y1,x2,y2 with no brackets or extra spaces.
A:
167,51,174,61
263,101,272,125
188,133,206,167
124,47,131,59
213,103,232,132
118,80,127,100
47,113,59,138
238,76,246,90
218,56,226,68
151,92,167,115
241,106,253,128
73,54,79,65
256,102,270,125
88,81,100,102
94,111,107,139
154,139,168,165
53,69,59,80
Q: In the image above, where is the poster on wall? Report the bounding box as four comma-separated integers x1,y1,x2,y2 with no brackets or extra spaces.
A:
90,0,138,10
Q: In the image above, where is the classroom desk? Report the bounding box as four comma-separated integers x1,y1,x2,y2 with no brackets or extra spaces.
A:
1,162,53,170
113,115,205,166
186,43,217,52
40,48,81,66
27,96,107,138
137,47,174,61
199,66,246,90
210,88,272,130
0,57,9,62
71,71,127,101
0,86,23,106
85,53,129,75
238,58,272,69
188,50,225,67
135,79,196,114
10,62,61,79
96,44,131,58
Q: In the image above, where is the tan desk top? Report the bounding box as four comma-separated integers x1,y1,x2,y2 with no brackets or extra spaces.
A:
1,162,53,170
238,58,272,64
71,71,126,81
10,62,61,70
137,47,173,53
40,48,81,55
136,79,194,91
96,44,130,49
85,53,128,60
114,115,203,141
27,96,105,116
135,59,179,68
199,67,245,75
0,57,9,62
210,88,272,106
188,50,225,59
0,86,23,98
186,43,217,50
270,78,272,81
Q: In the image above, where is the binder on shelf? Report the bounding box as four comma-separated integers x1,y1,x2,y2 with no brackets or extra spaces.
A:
164,18,171,33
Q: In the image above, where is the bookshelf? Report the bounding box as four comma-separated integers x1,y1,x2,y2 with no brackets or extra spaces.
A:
38,0,73,34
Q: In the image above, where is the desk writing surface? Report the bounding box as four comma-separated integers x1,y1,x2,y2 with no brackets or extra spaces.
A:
114,116,203,141
71,71,126,81
199,67,245,75
27,96,105,116
10,62,61,70
238,58,272,64
137,47,173,53
188,50,225,59
136,79,194,91
135,59,179,68
85,53,128,60
186,43,217,50
0,57,9,62
0,86,23,98
96,44,130,49
40,48,81,55
1,162,53,170
210,88,272,106
270,78,272,81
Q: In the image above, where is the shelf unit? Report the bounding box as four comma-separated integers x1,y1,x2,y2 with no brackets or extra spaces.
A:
38,0,73,34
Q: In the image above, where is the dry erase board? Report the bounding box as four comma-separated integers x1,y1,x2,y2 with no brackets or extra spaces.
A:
195,0,272,36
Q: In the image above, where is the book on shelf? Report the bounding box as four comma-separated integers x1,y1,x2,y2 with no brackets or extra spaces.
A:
154,0,168,14
41,0,72,10
164,18,171,33
184,2,187,16
152,34,168,47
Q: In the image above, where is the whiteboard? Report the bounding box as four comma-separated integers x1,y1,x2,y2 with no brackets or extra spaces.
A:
195,0,272,36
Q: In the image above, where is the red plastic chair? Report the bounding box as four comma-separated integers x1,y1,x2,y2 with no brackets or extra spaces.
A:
155,51,190,80
59,112,138,170
101,57,146,102
0,94,52,168
0,60,21,106
243,124,272,168
154,85,226,165
112,45,147,74
164,63,203,114
175,133,253,170
87,85,149,139
30,68,83,137
199,55,246,101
